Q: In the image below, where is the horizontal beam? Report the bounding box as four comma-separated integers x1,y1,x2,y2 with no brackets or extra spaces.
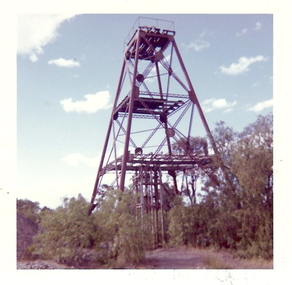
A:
98,153,212,176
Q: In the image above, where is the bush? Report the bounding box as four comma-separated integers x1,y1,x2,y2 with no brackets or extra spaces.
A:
31,195,100,266
94,189,146,267
29,190,146,268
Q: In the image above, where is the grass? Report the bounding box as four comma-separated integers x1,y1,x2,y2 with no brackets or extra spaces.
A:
201,248,273,269
202,251,232,269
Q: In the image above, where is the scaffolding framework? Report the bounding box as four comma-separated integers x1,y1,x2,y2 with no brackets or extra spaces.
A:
89,22,222,246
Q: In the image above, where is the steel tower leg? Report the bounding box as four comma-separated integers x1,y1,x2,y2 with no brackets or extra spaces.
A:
119,30,142,191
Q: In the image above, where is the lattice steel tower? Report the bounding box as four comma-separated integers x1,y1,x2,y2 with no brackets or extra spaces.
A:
89,20,222,239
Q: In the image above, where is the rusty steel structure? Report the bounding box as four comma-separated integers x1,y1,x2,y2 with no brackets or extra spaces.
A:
89,19,222,246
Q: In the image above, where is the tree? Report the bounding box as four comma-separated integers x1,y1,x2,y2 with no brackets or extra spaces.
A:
230,113,273,210
172,136,209,204
93,188,146,267
209,121,240,204
17,199,40,223
31,194,100,266
167,114,273,259
229,113,273,258
172,136,208,156
27,189,146,268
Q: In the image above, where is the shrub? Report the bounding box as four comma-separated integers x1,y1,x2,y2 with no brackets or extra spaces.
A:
31,194,100,266
94,189,146,267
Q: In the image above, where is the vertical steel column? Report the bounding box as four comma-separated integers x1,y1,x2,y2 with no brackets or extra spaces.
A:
119,30,142,191
149,170,155,249
139,165,144,231
158,167,166,247
89,59,127,212
154,169,159,247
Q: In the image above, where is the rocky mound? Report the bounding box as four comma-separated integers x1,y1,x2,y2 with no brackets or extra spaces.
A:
17,213,38,260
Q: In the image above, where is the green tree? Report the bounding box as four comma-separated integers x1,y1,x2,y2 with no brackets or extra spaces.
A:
209,121,241,207
167,114,273,259
167,196,187,246
167,197,216,248
172,136,210,204
31,194,100,266
230,113,273,210
28,190,146,268
172,136,208,156
230,113,273,258
93,188,146,267
17,199,40,223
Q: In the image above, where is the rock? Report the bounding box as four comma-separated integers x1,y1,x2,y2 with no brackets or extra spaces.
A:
17,213,38,260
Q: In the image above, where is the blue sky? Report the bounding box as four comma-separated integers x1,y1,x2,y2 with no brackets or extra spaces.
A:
16,14,273,209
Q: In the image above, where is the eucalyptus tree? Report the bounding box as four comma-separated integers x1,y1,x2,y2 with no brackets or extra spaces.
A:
17,199,41,223
172,136,209,205
229,113,273,258
171,114,274,258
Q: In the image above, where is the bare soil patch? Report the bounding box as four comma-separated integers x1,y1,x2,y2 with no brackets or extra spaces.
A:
136,246,273,269
138,247,205,269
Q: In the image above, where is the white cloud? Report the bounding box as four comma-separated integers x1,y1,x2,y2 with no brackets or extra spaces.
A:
247,99,273,112
61,153,99,168
29,53,39,63
17,14,76,62
60,90,112,113
236,28,248,37
219,56,268,76
48,57,80,68
255,22,262,31
199,31,206,38
202,98,237,113
186,39,210,51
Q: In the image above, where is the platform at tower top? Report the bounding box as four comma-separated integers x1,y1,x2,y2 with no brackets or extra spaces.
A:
124,17,175,47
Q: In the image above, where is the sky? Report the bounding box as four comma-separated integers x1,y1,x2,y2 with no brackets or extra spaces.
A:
15,14,274,209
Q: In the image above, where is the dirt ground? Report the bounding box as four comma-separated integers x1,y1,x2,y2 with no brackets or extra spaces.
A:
137,247,273,269
17,246,273,269
138,247,206,269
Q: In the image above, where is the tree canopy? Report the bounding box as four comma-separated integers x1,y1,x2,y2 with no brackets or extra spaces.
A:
168,113,273,258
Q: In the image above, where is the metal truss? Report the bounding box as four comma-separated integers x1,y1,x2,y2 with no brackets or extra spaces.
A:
89,22,222,226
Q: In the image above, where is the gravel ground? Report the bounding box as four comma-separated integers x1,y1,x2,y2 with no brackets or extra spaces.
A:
139,247,206,269
17,260,74,269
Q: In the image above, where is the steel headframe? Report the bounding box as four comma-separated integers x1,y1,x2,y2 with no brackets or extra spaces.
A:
89,24,222,215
